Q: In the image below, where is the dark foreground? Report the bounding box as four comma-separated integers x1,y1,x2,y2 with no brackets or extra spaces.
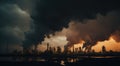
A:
0,58,120,66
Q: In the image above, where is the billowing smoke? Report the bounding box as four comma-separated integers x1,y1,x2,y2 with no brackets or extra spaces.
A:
112,30,120,42
1,0,120,53
22,0,120,50
0,0,35,53
66,11,120,49
40,11,120,51
34,0,119,44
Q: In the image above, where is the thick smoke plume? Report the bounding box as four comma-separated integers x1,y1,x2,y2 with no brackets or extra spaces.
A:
65,11,120,49
1,0,120,53
0,0,35,53
41,11,120,51
34,0,120,50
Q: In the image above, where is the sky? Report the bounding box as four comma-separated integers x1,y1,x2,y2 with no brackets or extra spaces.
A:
0,0,120,53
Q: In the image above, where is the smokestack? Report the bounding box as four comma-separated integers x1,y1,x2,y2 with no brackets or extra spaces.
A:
47,43,49,51
79,47,82,52
73,45,74,53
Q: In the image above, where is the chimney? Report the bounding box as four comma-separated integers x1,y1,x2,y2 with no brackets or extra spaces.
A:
73,45,74,53
47,43,49,51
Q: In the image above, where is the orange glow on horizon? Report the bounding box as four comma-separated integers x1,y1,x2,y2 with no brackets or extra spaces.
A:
71,37,120,52
92,37,120,52
37,36,120,52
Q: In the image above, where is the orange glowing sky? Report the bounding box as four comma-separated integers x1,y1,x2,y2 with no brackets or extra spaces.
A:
92,37,120,52
71,37,120,52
